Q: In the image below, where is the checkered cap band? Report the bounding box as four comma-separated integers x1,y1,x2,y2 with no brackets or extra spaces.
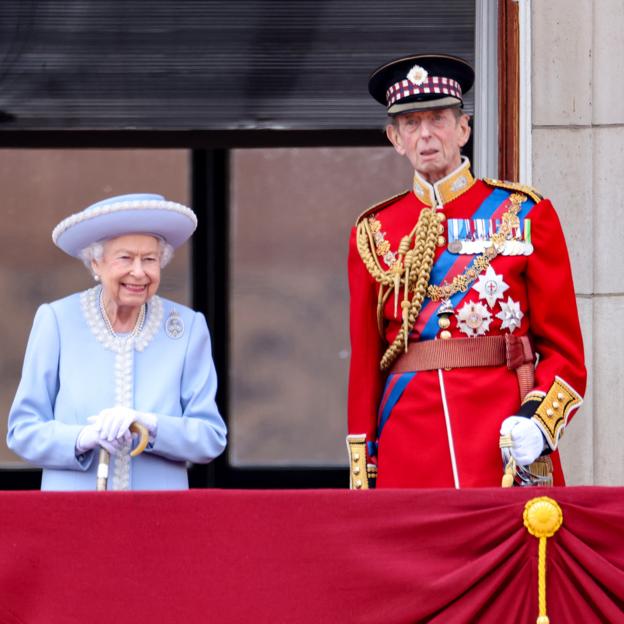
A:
386,76,462,106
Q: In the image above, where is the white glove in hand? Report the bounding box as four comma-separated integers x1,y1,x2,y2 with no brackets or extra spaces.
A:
95,407,158,443
76,422,129,456
500,416,545,466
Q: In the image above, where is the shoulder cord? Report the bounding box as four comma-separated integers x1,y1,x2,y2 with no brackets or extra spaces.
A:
356,207,441,370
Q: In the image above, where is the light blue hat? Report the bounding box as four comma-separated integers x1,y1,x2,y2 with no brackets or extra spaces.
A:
52,193,197,258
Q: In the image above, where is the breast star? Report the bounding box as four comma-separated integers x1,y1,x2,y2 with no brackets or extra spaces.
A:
472,265,509,308
496,297,524,333
456,301,493,337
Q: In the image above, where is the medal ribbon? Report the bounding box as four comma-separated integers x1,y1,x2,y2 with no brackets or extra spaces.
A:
414,189,536,341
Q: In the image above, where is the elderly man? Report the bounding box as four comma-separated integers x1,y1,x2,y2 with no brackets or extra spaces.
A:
346,54,586,489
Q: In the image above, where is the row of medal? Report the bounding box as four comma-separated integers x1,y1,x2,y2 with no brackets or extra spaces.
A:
436,266,524,338
447,218,533,256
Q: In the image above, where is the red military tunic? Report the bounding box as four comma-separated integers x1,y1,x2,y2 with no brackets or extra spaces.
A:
347,159,586,488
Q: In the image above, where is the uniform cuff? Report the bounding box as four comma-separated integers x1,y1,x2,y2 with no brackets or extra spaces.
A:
519,376,583,451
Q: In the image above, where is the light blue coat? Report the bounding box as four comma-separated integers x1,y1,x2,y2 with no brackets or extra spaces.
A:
7,288,227,490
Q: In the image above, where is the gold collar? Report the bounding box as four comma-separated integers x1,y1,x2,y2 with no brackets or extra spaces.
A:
412,157,475,207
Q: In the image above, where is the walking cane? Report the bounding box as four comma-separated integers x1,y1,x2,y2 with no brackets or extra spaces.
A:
96,422,150,491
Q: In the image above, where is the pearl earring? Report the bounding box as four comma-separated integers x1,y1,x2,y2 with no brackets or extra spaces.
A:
94,274,100,282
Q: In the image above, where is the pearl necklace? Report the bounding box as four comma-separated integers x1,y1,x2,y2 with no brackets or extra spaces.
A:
98,290,146,338
82,286,163,353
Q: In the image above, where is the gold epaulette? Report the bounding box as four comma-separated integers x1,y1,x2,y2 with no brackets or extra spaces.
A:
483,178,543,204
354,190,410,227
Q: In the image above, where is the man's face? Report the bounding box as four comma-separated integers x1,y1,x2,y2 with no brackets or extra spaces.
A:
386,108,471,184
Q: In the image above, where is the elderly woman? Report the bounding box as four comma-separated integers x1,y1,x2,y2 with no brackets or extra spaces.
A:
7,193,227,490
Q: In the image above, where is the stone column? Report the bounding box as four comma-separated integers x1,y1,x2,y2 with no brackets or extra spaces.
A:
531,0,624,485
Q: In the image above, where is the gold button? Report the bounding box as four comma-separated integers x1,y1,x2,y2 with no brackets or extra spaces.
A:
557,393,564,400
353,453,360,462
438,316,451,329
353,467,360,475
355,480,362,489
552,401,560,410
437,236,446,247
546,409,554,417
440,330,452,340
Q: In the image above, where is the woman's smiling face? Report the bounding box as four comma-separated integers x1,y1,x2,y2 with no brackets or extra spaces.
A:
92,234,162,311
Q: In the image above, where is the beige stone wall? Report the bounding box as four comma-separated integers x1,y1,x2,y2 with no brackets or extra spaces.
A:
532,0,624,484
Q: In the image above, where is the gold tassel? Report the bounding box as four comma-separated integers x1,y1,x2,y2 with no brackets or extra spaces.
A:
499,434,514,487
523,497,563,624
501,457,515,488
401,301,410,352
400,251,413,352
393,236,411,317
393,271,401,317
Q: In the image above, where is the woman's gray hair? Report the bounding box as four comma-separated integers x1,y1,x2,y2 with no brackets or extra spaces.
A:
79,237,174,278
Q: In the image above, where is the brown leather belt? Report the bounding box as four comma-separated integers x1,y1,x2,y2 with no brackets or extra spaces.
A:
390,334,535,399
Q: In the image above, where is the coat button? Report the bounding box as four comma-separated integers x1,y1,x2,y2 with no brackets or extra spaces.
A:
438,316,451,329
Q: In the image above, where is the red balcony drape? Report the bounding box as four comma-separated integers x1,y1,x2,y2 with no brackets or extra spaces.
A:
0,487,622,623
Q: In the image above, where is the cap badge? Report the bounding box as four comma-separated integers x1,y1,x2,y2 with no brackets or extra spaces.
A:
407,64,428,86
165,308,185,339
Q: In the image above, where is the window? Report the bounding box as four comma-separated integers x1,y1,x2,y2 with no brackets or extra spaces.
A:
229,147,414,466
0,0,489,488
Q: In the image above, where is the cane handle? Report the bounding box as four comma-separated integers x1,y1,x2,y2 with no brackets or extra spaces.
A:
129,421,149,457
95,422,148,491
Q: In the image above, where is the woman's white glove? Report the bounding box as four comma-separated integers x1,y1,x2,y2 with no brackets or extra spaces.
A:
500,416,545,466
75,421,130,455
94,407,158,443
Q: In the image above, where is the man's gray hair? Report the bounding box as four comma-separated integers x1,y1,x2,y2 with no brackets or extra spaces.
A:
78,237,174,277
386,105,467,129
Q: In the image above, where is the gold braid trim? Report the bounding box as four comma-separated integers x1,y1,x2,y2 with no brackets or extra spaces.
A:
484,178,543,203
356,219,399,288
357,208,441,371
354,190,411,227
380,210,439,370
